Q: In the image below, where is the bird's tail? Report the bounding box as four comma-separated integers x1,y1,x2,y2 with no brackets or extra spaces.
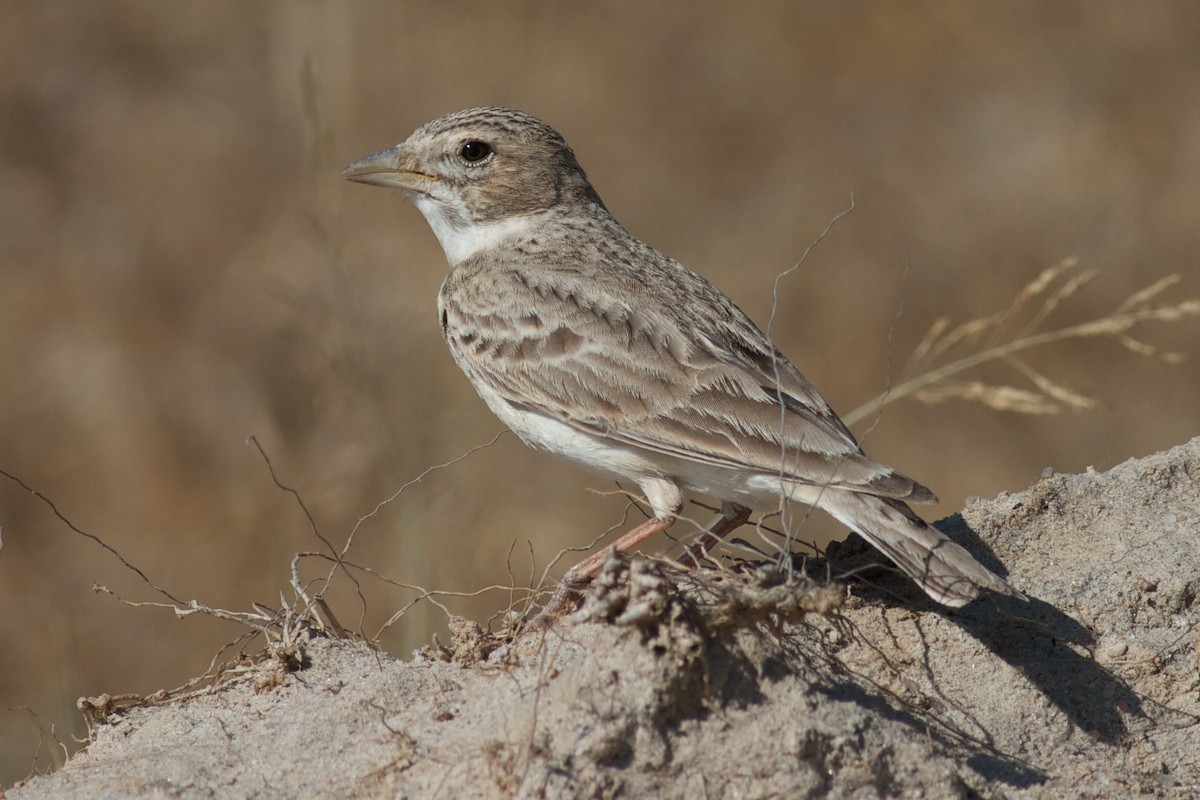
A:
820,491,1021,607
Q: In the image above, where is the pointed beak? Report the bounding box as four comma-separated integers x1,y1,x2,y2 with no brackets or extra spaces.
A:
342,146,435,191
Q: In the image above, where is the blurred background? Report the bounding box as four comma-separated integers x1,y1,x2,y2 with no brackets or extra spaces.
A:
2,1,1198,782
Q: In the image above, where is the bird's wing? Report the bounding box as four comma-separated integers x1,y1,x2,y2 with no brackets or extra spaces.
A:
440,259,932,502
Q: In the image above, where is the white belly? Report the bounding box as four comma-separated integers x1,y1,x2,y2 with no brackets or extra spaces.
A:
473,380,658,481
470,379,815,518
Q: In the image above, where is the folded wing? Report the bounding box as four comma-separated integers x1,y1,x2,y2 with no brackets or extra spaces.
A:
441,257,934,504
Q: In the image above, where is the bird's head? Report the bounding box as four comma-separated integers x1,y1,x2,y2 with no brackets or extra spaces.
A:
344,107,604,265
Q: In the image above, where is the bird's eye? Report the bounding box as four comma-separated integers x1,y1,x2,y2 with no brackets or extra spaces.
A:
459,140,493,164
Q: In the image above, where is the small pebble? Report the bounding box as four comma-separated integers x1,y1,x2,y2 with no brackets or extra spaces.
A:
1102,641,1128,660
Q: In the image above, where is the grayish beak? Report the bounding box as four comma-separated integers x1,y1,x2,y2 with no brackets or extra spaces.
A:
342,146,432,190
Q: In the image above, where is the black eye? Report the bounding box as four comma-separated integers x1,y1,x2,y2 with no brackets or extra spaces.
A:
459,140,493,163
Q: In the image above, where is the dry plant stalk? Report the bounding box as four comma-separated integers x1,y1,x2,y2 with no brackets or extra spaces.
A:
844,258,1200,425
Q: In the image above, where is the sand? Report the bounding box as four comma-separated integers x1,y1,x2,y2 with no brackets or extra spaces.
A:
9,439,1199,799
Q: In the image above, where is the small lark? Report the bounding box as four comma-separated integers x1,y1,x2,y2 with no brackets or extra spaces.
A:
345,107,1020,614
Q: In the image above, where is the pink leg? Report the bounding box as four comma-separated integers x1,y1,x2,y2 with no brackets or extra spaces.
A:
532,503,756,625
676,503,752,567
538,515,677,619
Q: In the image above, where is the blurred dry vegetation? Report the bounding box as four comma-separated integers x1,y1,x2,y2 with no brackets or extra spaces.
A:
1,1,1198,784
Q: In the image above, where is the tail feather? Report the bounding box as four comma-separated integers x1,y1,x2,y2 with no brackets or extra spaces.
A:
820,491,1021,607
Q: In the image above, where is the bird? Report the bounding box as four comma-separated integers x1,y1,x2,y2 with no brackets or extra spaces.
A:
343,106,1020,615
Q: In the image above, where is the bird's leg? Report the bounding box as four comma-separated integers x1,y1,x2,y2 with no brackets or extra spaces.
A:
676,502,752,568
536,515,677,620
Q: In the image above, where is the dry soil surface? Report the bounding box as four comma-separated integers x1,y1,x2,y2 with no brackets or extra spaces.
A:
10,439,1200,799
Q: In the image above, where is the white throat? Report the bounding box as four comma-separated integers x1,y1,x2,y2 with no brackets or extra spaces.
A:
412,194,538,266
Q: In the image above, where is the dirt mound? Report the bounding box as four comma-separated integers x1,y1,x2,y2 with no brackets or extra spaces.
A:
10,440,1199,799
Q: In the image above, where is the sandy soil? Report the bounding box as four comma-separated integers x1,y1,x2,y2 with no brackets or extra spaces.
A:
9,439,1199,799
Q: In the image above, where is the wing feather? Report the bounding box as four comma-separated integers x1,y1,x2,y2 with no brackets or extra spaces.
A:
440,251,933,503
